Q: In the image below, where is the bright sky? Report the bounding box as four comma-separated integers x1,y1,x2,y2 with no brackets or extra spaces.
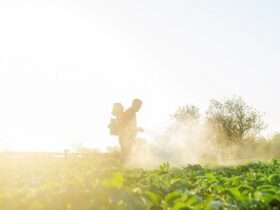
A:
0,0,280,151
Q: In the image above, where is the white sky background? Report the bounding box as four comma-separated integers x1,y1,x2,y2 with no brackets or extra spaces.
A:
0,0,280,151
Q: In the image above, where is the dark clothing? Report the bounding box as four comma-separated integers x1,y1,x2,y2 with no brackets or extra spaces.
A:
123,108,137,135
119,108,138,158
109,100,142,161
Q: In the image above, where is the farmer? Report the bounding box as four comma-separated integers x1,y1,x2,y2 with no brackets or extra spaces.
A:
108,99,143,159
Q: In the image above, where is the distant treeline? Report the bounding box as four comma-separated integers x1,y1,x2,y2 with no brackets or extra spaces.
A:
170,96,280,162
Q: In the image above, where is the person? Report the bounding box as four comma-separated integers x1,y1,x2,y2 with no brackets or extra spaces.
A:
108,99,143,160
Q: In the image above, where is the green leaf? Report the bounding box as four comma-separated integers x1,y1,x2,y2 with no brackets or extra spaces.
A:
102,172,124,189
164,191,182,204
172,202,192,210
228,188,245,201
205,173,217,182
145,191,161,205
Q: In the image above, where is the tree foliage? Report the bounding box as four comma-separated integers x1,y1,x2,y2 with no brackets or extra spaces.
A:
172,105,200,123
207,96,265,142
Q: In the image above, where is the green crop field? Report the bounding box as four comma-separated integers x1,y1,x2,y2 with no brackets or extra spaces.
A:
0,154,280,210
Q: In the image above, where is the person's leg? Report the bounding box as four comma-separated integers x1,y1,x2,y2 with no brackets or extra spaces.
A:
119,135,129,162
119,131,137,162
125,133,137,157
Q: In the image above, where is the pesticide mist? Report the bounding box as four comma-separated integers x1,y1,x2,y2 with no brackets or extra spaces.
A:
125,97,277,168
126,119,220,168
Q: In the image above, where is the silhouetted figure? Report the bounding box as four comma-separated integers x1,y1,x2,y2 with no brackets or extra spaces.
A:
108,99,143,160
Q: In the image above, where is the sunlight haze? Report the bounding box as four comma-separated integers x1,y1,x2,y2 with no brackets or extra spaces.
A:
0,0,280,151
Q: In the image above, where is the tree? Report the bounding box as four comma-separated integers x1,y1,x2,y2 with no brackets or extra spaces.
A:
172,105,200,123
207,96,265,142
